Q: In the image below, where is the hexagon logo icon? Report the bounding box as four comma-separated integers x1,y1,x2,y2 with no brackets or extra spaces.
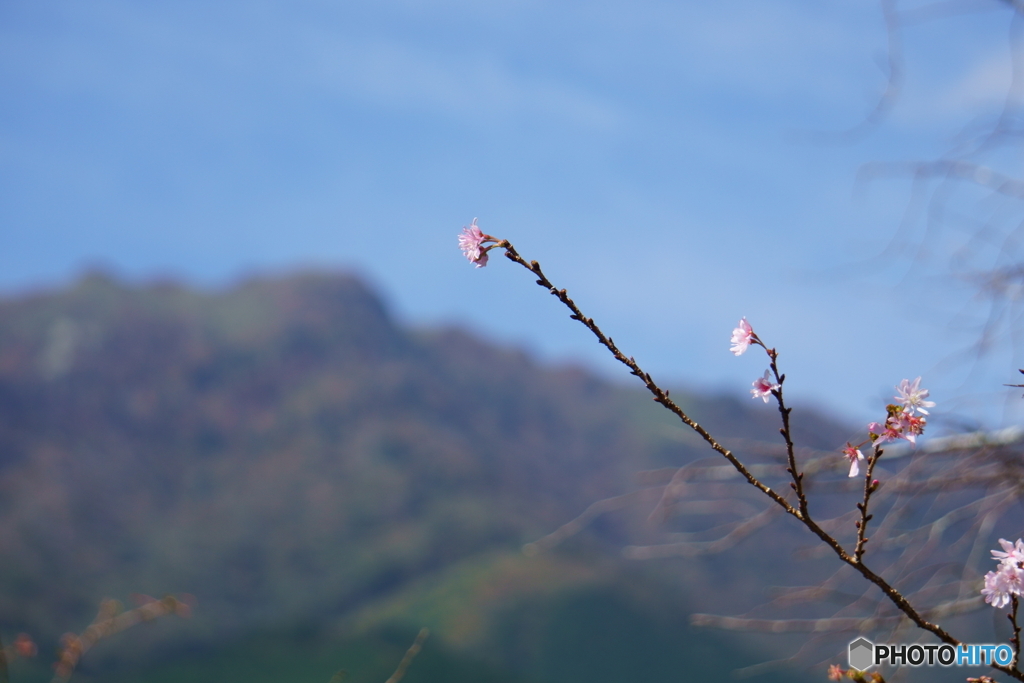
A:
848,637,874,671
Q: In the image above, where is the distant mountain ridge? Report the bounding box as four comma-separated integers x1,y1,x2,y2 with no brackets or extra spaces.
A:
0,271,848,682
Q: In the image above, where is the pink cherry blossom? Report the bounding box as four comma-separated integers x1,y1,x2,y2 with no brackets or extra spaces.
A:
730,318,754,356
982,569,1013,608
458,218,491,267
867,405,927,446
992,538,1024,568
982,565,1024,608
981,538,1024,609
750,370,779,403
994,538,1024,565
842,444,865,478
896,411,926,444
827,664,844,681
895,377,935,415
868,419,902,445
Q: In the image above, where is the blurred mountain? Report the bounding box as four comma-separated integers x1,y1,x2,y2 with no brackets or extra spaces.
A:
0,271,852,682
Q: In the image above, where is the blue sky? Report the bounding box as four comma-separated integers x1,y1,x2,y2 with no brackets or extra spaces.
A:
2,0,1023,430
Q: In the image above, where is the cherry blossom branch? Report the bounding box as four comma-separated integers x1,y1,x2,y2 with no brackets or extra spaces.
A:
493,239,899,583
495,240,802,520
854,447,882,562
462,230,1024,681
765,349,810,517
493,240,955,630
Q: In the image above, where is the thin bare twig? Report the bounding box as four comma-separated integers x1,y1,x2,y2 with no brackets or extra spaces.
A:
524,488,664,556
52,595,192,683
383,628,429,683
854,446,883,562
797,0,903,143
1011,595,1022,671
766,349,809,518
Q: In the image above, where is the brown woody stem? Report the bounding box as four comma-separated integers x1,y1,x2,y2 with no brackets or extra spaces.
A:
767,350,808,517
1011,595,1021,672
854,447,882,562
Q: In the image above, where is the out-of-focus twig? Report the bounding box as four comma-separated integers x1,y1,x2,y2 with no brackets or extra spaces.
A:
52,595,193,683
797,0,903,143
383,628,429,683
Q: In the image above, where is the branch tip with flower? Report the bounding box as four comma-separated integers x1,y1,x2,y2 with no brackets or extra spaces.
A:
845,382,933,562
730,318,759,356
458,218,501,268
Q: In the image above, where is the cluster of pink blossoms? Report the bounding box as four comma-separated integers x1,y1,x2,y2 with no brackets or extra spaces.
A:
982,538,1024,608
866,377,934,447
841,379,933,478
458,218,498,268
728,319,780,403
833,379,934,478
729,319,937,480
